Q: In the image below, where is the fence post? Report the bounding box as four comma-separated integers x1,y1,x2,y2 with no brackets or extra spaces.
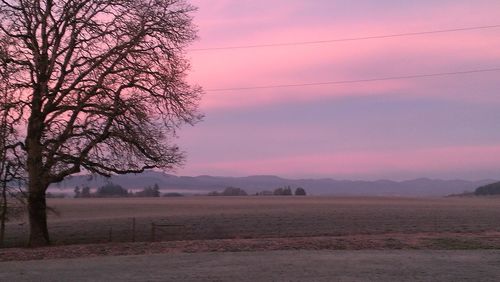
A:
131,217,136,242
108,227,113,242
151,223,156,242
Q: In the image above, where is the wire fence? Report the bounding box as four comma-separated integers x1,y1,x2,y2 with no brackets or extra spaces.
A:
3,207,500,248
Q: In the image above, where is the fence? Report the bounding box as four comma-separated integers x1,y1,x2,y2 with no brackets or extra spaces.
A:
2,217,190,248
105,218,187,243
150,222,186,242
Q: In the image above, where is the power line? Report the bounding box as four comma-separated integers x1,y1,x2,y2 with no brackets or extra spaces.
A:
206,67,500,92
190,24,500,52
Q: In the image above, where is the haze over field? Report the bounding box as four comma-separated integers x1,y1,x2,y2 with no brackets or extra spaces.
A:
177,0,500,181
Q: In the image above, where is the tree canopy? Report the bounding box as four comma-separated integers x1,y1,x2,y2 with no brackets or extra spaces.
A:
0,0,202,246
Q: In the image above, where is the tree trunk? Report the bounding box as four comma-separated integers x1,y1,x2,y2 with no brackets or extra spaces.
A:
26,133,50,247
26,163,51,246
26,89,49,247
0,181,7,247
28,186,50,247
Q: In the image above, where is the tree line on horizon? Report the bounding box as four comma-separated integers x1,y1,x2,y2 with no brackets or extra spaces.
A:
208,186,307,197
74,183,162,198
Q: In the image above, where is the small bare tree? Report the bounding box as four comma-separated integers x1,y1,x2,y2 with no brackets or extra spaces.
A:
0,102,13,247
0,83,25,247
0,0,202,246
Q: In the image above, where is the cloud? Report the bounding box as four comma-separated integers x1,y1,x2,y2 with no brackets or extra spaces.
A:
180,144,500,180
177,1,500,180
187,1,500,110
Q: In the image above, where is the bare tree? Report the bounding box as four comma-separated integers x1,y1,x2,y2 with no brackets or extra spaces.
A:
0,101,13,247
0,82,25,247
0,0,202,246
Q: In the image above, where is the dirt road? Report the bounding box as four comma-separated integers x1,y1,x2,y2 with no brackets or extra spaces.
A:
2,250,500,281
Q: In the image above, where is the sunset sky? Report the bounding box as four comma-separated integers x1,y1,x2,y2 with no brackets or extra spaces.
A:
176,0,500,180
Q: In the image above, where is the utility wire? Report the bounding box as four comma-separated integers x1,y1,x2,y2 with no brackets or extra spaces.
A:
206,67,500,92
190,24,500,52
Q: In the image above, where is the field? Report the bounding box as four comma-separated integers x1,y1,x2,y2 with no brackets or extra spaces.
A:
4,196,500,250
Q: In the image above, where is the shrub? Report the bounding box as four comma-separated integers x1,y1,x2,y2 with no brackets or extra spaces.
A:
295,187,307,196
95,183,127,197
208,187,248,196
222,187,247,196
163,192,184,197
74,186,81,198
81,186,91,198
135,184,160,197
274,186,292,196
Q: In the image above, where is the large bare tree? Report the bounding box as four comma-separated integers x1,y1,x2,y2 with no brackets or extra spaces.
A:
0,0,202,246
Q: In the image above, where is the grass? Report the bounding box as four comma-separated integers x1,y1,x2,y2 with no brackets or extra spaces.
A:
3,196,500,248
425,237,495,250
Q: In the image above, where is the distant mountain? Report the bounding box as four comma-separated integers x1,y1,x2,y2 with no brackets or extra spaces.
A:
49,171,497,197
474,181,500,196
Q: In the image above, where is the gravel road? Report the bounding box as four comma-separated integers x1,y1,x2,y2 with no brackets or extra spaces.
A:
1,250,500,282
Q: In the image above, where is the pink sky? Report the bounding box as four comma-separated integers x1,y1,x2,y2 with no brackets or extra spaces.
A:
174,0,500,180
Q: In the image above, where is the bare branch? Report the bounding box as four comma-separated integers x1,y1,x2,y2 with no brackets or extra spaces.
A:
0,0,202,246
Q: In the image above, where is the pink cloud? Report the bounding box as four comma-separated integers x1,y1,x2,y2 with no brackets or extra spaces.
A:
187,1,500,110
176,1,500,180
197,80,407,110
189,26,500,109
180,144,500,179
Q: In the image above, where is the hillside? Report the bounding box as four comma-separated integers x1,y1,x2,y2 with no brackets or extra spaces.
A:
474,181,500,196
49,171,496,197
